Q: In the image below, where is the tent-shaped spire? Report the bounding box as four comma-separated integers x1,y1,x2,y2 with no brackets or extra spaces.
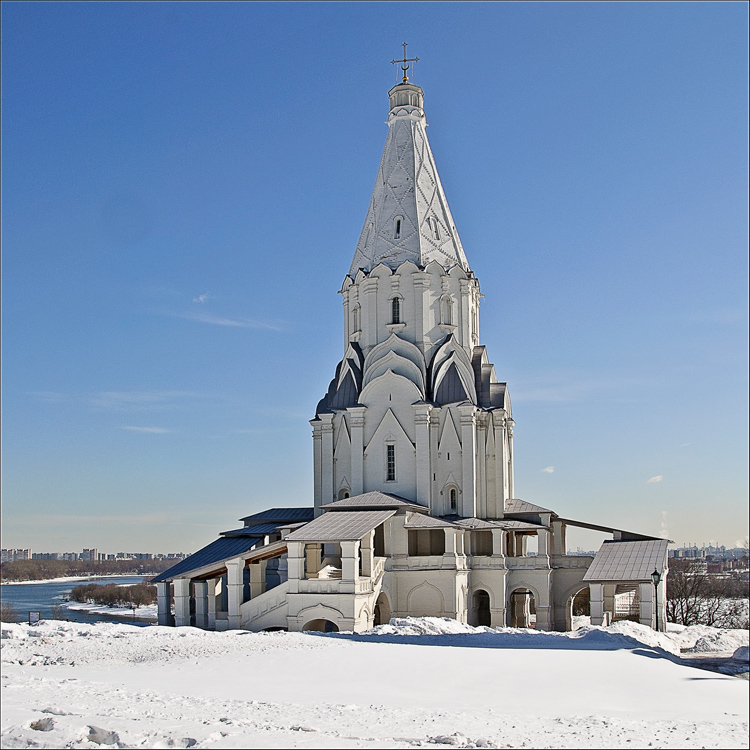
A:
349,82,470,276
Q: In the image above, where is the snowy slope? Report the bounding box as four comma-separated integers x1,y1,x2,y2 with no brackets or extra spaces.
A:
1,618,747,749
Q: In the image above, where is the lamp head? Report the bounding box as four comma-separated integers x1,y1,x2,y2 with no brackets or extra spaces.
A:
651,569,661,586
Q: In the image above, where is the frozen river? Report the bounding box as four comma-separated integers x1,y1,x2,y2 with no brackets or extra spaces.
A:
0,576,150,625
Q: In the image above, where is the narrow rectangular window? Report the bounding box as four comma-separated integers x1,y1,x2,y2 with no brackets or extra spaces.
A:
386,444,396,481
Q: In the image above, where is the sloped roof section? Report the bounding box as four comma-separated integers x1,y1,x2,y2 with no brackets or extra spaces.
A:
404,514,458,529
151,536,263,583
322,491,428,513
583,540,669,582
348,83,470,275
505,498,554,515
220,523,286,537
239,508,315,525
285,510,396,542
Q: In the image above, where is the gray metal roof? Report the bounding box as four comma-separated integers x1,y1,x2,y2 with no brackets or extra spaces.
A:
583,540,669,582
504,498,554,515
497,519,547,531
285,510,396,542
220,522,285,537
239,507,315,524
322,491,428,513
151,536,262,582
404,514,458,529
451,517,502,530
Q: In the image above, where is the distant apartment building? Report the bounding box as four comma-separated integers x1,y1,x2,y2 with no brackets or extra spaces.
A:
80,548,98,561
1,549,32,563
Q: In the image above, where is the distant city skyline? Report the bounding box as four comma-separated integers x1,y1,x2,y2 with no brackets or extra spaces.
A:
2,3,747,551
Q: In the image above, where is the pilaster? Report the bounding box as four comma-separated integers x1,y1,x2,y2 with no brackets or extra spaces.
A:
173,578,191,627
193,580,208,629
225,558,244,630
348,406,366,495
320,413,335,507
413,402,432,507
458,404,477,517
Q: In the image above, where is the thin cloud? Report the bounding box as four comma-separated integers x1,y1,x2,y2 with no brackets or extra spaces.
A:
541,466,554,474
165,310,282,331
120,426,171,434
89,390,198,411
660,510,669,540
192,294,211,303
647,475,663,484
679,443,691,447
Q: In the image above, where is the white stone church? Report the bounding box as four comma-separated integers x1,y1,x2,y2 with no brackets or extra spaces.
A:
154,72,669,634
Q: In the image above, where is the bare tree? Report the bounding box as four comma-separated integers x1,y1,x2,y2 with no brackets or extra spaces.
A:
667,559,749,629
1,600,19,623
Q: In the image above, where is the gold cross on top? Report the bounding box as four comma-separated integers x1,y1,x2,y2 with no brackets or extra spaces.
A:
391,42,419,84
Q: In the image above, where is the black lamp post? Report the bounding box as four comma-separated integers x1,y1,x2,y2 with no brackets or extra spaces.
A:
651,568,661,632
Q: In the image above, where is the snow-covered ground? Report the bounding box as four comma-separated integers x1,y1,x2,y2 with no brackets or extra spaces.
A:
1,618,747,749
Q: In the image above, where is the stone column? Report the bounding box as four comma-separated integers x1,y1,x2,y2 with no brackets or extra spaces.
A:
305,544,322,578
458,404,477,517
286,542,305,593
443,528,458,569
507,419,515,500
361,277,378,352
589,583,604,626
412,272,430,351
340,541,360,593
249,561,267,598
206,577,218,630
193,581,208,629
414,403,432,507
551,521,567,556
537,528,550,558
342,288,350,349
361,530,374,577
226,558,244,629
156,581,173,626
173,578,191,627
348,406,366,495
320,413,335,507
493,416,507,516
491,529,505,559
311,421,323,513
603,584,616,623
459,278,471,348
639,582,655,629
476,413,487,518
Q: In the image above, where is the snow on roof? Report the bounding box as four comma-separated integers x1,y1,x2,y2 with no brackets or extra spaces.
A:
285,510,396,542
583,540,669,582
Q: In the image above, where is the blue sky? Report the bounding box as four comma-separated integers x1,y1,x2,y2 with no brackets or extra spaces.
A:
2,2,747,553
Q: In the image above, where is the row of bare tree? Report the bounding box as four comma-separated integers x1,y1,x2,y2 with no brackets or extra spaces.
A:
666,559,748,629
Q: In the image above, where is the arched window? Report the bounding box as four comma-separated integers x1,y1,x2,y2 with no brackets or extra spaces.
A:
450,488,458,512
352,304,361,333
441,295,453,326
394,218,402,239
386,444,396,481
391,297,401,325
339,489,350,500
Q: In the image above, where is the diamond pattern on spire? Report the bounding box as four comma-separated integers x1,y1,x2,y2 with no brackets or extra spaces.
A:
349,101,470,276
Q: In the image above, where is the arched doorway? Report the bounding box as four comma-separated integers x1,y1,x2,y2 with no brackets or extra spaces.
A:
508,588,536,628
302,618,339,633
373,592,391,626
568,587,590,630
470,589,491,627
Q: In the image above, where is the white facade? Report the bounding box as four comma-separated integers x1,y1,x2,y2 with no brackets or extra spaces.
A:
155,77,669,635
312,81,513,519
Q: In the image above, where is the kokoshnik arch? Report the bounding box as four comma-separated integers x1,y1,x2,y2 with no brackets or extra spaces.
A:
153,63,670,634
